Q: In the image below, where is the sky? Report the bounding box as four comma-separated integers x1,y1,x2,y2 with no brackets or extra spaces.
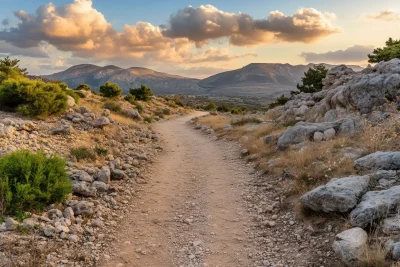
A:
0,0,399,78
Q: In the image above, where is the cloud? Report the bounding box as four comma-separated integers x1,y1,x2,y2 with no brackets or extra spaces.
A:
162,5,340,46
0,0,192,61
300,45,374,63
1,19,9,26
0,40,48,58
368,10,400,21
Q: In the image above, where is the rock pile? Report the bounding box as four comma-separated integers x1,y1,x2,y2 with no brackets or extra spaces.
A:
301,151,400,264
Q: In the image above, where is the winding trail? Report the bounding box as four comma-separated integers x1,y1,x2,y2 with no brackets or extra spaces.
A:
104,112,258,267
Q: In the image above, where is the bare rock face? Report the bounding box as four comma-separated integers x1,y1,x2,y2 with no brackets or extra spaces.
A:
277,118,358,149
350,185,400,228
355,152,400,172
300,176,370,213
333,227,368,266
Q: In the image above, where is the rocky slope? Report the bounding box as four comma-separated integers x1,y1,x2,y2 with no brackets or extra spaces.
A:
43,64,203,95
43,63,363,99
0,93,187,266
194,58,400,266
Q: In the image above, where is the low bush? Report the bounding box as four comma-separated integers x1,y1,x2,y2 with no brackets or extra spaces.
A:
94,146,108,156
0,150,71,215
155,108,170,118
75,84,91,91
124,93,135,104
129,85,153,101
70,147,96,162
100,82,122,98
203,102,217,111
269,95,289,109
74,91,86,98
103,100,122,113
231,117,262,126
135,102,143,113
0,77,68,117
65,89,80,104
144,116,153,123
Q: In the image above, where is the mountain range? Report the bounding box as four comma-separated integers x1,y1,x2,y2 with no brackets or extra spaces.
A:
43,63,363,99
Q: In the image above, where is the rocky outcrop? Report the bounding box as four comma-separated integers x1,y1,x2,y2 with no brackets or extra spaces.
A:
355,152,400,172
300,176,370,213
277,118,358,149
350,185,400,228
274,59,400,124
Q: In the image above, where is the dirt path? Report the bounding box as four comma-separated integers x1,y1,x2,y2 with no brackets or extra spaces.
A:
103,112,259,267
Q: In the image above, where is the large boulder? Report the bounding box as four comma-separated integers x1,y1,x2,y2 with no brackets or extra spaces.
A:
332,227,368,266
93,117,110,128
300,176,370,213
355,152,400,172
350,185,400,228
71,201,94,216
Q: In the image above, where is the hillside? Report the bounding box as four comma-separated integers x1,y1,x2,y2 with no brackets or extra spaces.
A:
43,64,203,95
44,63,363,99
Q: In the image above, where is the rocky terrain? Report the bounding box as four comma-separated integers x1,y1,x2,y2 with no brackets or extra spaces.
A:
194,59,400,266
0,92,187,267
43,63,363,99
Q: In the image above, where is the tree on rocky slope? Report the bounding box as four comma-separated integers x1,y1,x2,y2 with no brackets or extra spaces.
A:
368,38,400,63
100,82,122,98
129,84,153,101
294,64,328,94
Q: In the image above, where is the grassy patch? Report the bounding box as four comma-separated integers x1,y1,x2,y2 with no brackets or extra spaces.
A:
70,146,96,162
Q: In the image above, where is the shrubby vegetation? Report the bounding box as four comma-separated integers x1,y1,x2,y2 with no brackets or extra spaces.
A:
0,57,69,118
269,94,289,109
203,102,217,111
124,93,135,104
294,64,328,94
70,146,96,162
75,84,91,91
0,151,71,216
100,82,122,98
103,100,122,112
368,38,400,63
129,84,153,101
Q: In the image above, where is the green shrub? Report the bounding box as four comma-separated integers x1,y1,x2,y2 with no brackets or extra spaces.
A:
0,77,68,117
204,102,217,111
295,64,328,94
162,108,171,115
129,85,153,101
65,89,80,104
103,100,122,113
172,95,184,107
94,146,108,156
70,147,96,162
124,93,135,104
144,116,153,123
100,82,122,98
0,150,71,215
76,84,91,91
368,38,400,63
74,90,86,98
135,102,143,113
269,94,289,109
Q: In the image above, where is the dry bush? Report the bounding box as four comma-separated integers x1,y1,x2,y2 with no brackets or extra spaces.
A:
273,137,356,194
197,115,232,131
358,116,400,154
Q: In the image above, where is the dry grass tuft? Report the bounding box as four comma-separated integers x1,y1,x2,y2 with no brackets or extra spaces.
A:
358,116,400,154
197,115,232,131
